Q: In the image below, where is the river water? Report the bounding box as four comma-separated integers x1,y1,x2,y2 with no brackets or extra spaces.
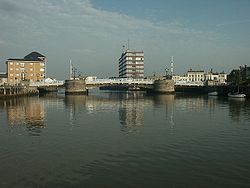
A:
0,90,250,188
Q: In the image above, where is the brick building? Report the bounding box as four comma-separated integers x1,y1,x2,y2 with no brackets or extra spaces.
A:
5,52,46,84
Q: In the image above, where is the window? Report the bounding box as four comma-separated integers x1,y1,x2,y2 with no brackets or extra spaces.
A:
30,68,33,71
16,63,19,65
10,62,13,65
30,63,33,65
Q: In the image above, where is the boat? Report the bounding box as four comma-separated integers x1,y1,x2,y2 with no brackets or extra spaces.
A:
128,85,141,91
228,92,246,98
208,91,218,96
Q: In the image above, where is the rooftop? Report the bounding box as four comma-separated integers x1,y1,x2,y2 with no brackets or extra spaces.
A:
7,51,46,62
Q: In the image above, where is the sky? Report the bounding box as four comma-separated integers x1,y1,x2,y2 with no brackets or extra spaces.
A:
0,0,250,79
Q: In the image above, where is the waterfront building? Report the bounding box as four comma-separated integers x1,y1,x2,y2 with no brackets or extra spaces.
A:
228,65,250,85
172,75,188,83
187,69,205,82
118,49,144,78
173,69,227,86
205,70,227,85
5,52,46,85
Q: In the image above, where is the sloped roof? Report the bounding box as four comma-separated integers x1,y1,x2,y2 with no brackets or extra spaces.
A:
7,51,46,62
24,51,45,61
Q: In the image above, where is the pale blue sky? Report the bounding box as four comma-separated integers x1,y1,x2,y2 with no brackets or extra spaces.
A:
0,0,250,79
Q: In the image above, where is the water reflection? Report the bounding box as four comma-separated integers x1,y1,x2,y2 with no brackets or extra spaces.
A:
228,98,248,122
0,96,45,136
153,94,175,129
118,92,146,133
64,91,149,133
1,91,250,136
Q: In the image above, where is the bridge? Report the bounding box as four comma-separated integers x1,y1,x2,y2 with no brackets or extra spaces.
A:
27,77,174,94
29,78,154,87
85,78,154,89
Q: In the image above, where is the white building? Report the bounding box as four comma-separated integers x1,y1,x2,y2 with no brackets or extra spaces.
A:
172,75,188,83
205,70,227,85
173,69,227,86
187,70,205,82
118,49,144,78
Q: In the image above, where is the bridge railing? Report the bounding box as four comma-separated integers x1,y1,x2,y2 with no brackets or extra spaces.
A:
29,80,65,87
86,78,154,85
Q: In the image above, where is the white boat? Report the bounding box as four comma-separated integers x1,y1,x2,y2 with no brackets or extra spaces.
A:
208,91,218,96
228,92,246,98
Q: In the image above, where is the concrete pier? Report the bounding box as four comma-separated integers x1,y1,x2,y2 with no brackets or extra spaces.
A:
65,80,88,95
153,79,175,94
0,85,39,97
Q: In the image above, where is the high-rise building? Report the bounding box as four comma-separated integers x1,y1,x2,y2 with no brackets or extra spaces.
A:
118,49,144,78
5,52,46,84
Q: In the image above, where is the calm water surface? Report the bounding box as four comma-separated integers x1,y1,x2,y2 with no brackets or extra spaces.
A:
0,90,250,188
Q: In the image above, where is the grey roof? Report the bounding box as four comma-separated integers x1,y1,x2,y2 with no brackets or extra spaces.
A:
24,51,45,61
7,51,46,62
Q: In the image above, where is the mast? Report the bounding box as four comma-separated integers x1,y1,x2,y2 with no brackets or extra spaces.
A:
69,60,72,80
170,56,174,77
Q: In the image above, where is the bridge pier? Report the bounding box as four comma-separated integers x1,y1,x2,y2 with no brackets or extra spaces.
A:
153,79,175,93
65,80,88,95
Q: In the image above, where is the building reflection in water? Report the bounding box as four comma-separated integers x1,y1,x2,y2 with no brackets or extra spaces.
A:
3,97,45,135
64,91,149,133
118,92,146,133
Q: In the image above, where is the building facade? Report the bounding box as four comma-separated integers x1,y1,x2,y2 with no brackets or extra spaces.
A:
205,70,227,85
187,70,205,82
173,69,227,86
119,49,144,78
5,52,46,84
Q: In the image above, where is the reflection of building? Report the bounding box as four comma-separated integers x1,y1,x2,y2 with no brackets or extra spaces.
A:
119,49,144,78
119,97,144,131
5,52,46,84
7,97,45,127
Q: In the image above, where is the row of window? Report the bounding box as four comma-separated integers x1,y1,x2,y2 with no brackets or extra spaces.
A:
9,73,45,77
9,68,45,71
188,74,204,77
126,57,144,61
9,62,45,66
